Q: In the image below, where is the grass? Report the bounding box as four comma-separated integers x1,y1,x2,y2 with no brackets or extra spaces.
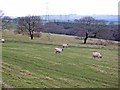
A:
1,30,119,88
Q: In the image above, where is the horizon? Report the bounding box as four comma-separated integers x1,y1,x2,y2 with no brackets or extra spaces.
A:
0,0,119,17
7,14,118,22
4,14,118,18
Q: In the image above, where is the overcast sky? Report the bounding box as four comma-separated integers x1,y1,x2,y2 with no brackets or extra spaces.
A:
0,0,119,16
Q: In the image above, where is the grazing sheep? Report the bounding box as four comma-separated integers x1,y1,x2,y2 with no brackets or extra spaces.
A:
48,33,51,35
1,39,5,43
62,44,69,48
92,51,102,59
55,48,63,54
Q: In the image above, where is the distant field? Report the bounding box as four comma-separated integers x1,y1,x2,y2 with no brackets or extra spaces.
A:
2,30,119,88
2,30,118,46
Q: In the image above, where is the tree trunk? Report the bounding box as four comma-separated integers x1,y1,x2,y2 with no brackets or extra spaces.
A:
29,30,34,40
84,37,88,44
84,32,88,44
94,33,97,38
30,34,33,40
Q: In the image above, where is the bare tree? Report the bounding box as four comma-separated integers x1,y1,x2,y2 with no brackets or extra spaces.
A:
0,10,4,18
0,10,4,29
2,16,12,29
79,17,96,44
17,16,43,40
76,16,108,44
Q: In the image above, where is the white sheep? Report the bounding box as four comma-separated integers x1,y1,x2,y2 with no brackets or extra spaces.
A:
62,44,69,48
92,51,102,59
55,48,63,54
1,38,5,43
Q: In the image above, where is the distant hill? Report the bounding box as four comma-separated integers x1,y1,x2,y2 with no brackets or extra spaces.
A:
40,14,118,22
10,14,118,22
91,15,118,21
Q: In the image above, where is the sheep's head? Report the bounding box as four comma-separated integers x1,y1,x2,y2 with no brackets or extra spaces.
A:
99,56,102,58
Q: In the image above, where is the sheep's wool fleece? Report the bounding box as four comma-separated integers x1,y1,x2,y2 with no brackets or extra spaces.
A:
55,48,63,52
93,52,102,57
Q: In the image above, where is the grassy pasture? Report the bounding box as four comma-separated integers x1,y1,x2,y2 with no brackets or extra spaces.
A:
1,30,118,88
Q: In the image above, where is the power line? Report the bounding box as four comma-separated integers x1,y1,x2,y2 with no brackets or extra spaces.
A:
45,2,49,23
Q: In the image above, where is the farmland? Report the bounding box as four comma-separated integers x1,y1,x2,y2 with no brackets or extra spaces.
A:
1,30,118,88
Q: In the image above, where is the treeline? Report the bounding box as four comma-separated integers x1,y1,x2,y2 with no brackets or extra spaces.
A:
2,16,119,41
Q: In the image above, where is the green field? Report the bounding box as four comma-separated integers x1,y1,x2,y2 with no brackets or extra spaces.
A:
2,30,118,88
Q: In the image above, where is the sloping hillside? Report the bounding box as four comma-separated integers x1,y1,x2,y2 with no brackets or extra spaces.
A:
2,30,118,88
